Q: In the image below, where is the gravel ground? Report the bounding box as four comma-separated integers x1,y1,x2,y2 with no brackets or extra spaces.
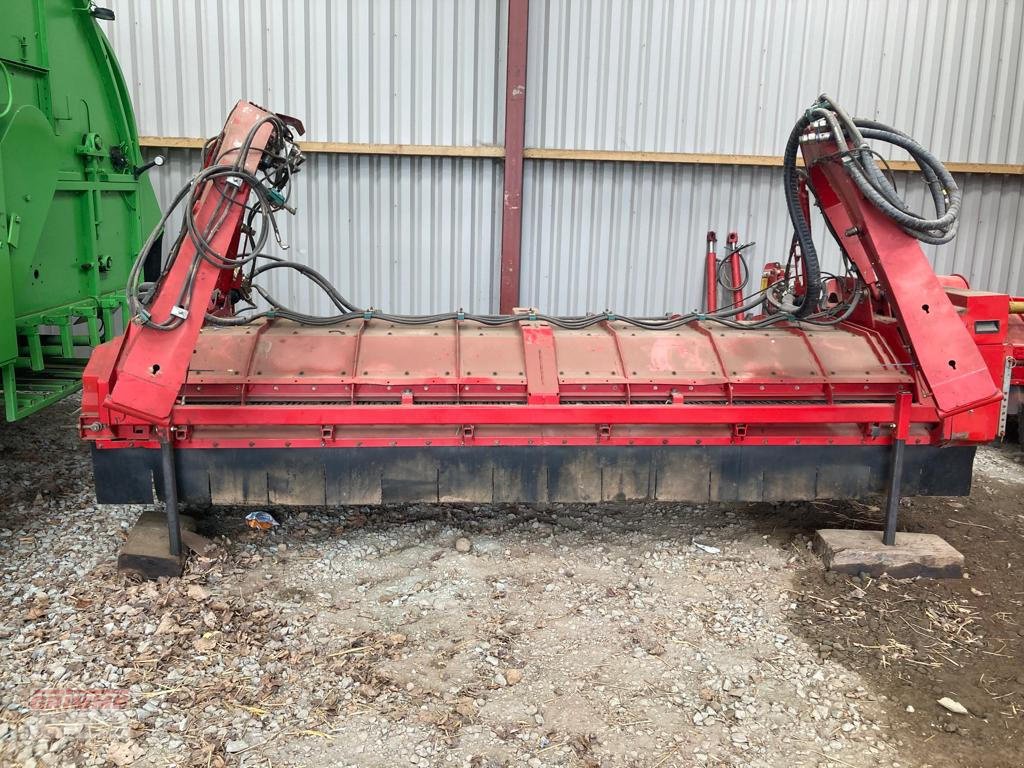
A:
1,399,1022,768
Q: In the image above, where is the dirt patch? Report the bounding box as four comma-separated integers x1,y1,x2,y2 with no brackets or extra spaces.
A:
2,399,1023,767
785,442,1024,768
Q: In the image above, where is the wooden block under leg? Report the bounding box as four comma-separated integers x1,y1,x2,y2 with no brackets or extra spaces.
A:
814,528,964,579
118,510,197,579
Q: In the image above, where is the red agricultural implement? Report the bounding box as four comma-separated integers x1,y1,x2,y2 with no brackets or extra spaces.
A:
80,97,1022,560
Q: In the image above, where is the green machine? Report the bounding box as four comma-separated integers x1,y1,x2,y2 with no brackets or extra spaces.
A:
0,0,161,420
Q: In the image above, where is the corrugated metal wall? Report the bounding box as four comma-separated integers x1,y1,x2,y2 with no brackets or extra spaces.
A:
526,0,1024,162
148,150,503,314
521,164,1024,314
110,0,507,145
108,0,1024,316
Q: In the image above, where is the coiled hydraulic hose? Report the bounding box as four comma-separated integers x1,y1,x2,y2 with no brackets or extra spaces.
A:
783,95,961,316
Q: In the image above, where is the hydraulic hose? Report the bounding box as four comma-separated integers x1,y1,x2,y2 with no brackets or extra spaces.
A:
783,95,962,318
783,116,822,316
808,95,961,244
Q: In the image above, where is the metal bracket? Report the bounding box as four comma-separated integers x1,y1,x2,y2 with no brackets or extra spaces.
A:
520,321,560,405
998,356,1013,439
75,132,106,158
802,138,1000,418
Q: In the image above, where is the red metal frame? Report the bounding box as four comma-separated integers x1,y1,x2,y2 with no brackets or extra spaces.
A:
79,108,1014,466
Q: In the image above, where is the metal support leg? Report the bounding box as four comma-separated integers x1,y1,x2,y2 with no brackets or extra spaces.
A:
883,391,911,546
160,438,183,557
882,436,905,545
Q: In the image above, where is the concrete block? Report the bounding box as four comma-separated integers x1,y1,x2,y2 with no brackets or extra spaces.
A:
813,528,963,579
118,510,196,579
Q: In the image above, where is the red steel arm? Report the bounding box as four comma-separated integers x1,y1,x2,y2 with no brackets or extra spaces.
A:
800,138,1001,417
105,102,277,424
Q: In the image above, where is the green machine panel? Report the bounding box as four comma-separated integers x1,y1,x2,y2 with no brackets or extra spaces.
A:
0,0,160,420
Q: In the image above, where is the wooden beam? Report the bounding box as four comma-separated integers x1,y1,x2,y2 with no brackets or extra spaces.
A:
523,148,1024,175
523,148,784,166
139,136,504,158
930,160,1024,175
140,136,208,149
137,137,1024,175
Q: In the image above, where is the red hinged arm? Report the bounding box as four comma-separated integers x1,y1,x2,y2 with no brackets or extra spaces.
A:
104,102,278,425
800,139,1001,417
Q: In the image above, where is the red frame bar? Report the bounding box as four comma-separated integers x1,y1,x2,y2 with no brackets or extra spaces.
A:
144,402,939,428
89,400,944,451
92,434,930,451
498,0,530,313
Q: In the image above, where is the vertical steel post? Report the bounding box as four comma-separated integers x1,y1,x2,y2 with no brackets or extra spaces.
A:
498,0,530,314
160,436,183,557
883,392,912,546
882,439,905,545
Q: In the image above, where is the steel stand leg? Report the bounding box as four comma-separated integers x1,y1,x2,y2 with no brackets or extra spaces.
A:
160,438,183,557
883,391,911,547
882,437,905,546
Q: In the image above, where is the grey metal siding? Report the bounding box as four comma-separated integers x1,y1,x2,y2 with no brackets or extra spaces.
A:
521,162,1024,315
526,0,1024,163
149,149,502,315
111,0,1024,315
108,0,507,146
109,0,1023,161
